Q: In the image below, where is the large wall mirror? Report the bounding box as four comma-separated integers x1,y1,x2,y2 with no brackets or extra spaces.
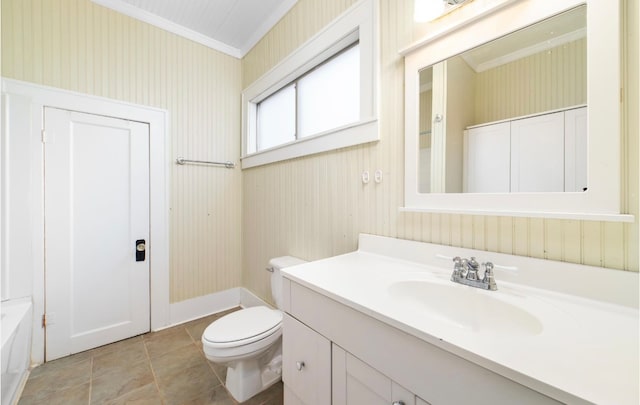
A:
403,0,632,221
418,6,586,194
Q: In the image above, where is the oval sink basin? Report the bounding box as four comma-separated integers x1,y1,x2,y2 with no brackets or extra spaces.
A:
388,280,543,336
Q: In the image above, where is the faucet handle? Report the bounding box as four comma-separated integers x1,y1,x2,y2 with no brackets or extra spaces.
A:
451,257,463,279
460,258,469,275
482,262,498,290
465,257,480,280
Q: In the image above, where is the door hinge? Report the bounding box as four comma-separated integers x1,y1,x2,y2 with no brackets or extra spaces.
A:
41,130,47,143
42,313,46,328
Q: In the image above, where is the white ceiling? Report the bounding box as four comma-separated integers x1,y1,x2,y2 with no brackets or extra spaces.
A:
462,6,586,72
419,6,586,90
92,0,298,58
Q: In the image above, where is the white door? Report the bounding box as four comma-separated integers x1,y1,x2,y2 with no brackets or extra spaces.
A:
44,107,150,361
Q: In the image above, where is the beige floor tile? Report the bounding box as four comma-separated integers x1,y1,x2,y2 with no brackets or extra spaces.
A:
156,361,219,405
242,381,283,405
18,382,91,405
206,359,228,385
185,317,217,343
20,358,91,400
93,339,149,379
144,328,194,359
178,383,236,405
18,310,282,405
90,336,145,358
91,361,155,404
150,344,207,381
27,350,93,380
106,382,164,405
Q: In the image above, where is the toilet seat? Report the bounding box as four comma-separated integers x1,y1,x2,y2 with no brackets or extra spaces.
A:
203,306,282,349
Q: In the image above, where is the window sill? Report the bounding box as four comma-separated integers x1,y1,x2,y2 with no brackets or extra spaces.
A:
240,118,378,169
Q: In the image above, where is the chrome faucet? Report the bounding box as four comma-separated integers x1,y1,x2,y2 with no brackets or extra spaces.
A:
451,257,497,291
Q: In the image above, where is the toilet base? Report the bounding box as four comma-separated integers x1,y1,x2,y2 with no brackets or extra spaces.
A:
224,343,282,402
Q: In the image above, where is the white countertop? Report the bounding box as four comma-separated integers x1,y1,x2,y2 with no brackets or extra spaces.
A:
282,235,639,405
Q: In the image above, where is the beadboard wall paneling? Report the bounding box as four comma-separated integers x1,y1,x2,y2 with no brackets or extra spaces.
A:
419,89,432,148
1,0,242,303
241,0,638,304
420,40,586,142
242,0,359,87
474,38,587,124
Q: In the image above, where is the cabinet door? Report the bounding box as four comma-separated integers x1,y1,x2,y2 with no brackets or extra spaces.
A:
510,111,564,192
464,122,511,193
564,107,587,192
332,345,415,405
282,314,331,405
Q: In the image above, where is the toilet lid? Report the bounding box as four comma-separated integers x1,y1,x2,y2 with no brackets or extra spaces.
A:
203,306,282,345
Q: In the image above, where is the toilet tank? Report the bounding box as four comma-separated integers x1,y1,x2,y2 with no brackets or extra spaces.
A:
268,256,307,309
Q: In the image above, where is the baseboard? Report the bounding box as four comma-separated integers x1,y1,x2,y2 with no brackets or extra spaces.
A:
239,288,271,309
165,287,271,330
167,288,241,329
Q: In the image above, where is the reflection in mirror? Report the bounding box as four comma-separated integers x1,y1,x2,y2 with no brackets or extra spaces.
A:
418,6,587,194
418,66,432,193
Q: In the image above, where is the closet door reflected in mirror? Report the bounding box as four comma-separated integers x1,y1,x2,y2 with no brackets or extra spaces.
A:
417,6,587,193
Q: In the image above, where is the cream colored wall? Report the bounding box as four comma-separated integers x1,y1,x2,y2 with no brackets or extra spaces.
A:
418,89,431,147
1,0,242,303
241,0,639,304
445,55,475,193
3,0,634,307
474,38,587,125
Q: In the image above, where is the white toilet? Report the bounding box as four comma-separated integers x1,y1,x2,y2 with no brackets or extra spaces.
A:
202,256,306,402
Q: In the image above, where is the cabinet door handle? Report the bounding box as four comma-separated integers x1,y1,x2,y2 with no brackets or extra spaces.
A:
296,361,305,371
392,402,405,405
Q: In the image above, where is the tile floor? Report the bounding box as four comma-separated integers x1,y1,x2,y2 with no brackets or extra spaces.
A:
17,307,283,405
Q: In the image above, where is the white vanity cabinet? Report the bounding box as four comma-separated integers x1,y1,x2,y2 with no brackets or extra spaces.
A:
464,106,587,193
281,278,562,405
332,345,428,405
282,314,331,404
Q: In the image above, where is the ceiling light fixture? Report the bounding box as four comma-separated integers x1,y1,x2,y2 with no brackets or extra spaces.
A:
414,0,469,22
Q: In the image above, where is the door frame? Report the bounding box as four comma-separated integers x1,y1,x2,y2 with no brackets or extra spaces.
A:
2,78,170,364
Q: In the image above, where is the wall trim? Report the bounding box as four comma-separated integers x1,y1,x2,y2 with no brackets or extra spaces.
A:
241,0,380,167
90,0,298,59
166,288,271,329
168,288,241,327
239,288,271,309
1,78,171,364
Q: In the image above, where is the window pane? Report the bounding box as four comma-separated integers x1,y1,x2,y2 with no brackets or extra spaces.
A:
297,44,360,138
257,84,296,151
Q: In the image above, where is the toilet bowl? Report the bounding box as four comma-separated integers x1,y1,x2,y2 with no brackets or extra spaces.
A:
202,256,306,402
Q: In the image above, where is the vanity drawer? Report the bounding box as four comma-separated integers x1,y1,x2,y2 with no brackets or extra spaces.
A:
282,313,331,405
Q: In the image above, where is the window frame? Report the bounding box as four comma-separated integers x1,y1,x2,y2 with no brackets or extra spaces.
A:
241,0,379,169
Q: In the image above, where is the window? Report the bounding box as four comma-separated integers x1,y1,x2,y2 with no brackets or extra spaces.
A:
255,44,360,152
256,84,296,150
241,0,378,168
297,44,360,138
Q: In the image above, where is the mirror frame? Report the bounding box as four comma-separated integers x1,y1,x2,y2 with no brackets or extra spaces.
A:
401,0,633,222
